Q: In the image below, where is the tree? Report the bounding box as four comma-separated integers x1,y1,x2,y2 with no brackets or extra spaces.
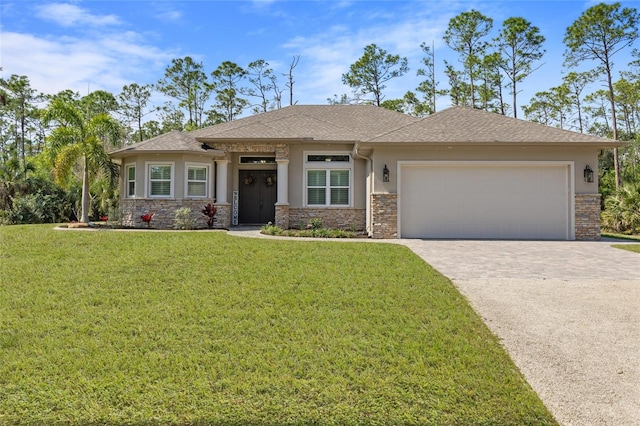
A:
443,61,472,107
243,59,278,114
285,55,300,106
210,61,249,122
444,10,493,109
0,75,44,163
118,83,157,143
158,103,185,132
415,42,439,115
341,44,409,107
495,17,546,118
81,90,118,117
0,145,34,211
327,94,350,105
564,2,640,189
548,84,573,129
523,91,556,126
156,57,211,128
562,71,596,133
42,97,122,223
381,91,431,117
478,52,507,113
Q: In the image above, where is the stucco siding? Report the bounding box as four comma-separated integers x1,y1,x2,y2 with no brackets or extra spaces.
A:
370,145,600,195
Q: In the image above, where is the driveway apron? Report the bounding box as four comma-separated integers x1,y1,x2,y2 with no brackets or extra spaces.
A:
399,239,640,426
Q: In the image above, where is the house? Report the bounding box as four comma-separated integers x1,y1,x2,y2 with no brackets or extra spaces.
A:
109,105,621,240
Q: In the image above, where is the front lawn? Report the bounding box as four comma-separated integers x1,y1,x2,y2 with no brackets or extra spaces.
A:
612,244,640,253
0,225,556,425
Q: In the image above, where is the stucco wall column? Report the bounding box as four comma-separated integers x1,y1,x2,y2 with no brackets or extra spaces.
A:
276,159,289,205
215,159,229,204
275,159,290,228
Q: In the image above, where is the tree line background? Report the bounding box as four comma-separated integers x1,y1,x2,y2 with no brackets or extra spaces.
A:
1,2,639,234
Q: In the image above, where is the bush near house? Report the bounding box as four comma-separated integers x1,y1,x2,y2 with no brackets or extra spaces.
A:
601,183,640,234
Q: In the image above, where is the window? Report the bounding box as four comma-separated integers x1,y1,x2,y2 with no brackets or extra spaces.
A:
240,156,276,164
125,164,135,198
304,152,352,207
186,164,209,198
147,163,173,198
307,170,350,206
307,154,350,162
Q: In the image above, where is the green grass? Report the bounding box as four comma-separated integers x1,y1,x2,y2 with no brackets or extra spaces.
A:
0,225,556,425
612,244,640,253
602,232,640,241
602,233,640,253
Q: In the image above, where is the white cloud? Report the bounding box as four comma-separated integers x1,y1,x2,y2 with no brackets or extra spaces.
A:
281,4,459,104
35,3,121,28
1,31,175,96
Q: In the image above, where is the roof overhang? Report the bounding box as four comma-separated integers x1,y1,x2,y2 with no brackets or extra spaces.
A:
109,148,226,159
357,140,626,148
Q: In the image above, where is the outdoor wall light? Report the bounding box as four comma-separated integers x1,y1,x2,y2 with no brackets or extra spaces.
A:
584,165,594,183
383,164,390,182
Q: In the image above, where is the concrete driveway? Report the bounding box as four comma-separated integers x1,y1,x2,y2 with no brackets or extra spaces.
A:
399,239,640,426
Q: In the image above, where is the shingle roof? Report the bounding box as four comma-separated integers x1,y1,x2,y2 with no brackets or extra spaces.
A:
110,106,620,160
367,106,619,145
190,104,418,141
109,130,224,158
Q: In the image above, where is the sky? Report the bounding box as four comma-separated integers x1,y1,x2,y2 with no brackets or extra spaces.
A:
1,0,639,118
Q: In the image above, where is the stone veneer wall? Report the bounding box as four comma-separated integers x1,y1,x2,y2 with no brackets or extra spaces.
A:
275,204,289,229
288,208,365,231
215,204,231,229
371,193,397,239
121,198,226,229
575,193,601,241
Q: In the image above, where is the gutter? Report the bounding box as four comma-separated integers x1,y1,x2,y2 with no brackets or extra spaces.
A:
351,143,373,237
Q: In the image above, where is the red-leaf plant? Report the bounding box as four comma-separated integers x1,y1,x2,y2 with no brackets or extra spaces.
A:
141,212,155,228
202,204,217,229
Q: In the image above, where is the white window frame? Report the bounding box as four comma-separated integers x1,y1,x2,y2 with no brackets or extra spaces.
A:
303,151,353,207
125,163,136,198
145,161,174,199
185,162,210,198
239,155,276,164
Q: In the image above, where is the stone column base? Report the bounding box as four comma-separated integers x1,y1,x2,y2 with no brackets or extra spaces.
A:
371,193,397,239
275,204,289,229
575,193,601,241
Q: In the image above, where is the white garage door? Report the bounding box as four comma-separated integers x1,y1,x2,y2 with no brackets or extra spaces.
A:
399,162,573,240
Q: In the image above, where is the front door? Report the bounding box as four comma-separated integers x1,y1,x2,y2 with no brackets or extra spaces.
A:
238,170,277,224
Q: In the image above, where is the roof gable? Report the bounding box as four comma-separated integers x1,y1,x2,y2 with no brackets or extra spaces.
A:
109,130,222,158
367,106,618,145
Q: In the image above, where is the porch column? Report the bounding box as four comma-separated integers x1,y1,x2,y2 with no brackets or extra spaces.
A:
215,159,229,204
276,159,289,204
275,159,290,229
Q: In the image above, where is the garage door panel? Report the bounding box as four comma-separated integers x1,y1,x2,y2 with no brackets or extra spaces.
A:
400,164,571,240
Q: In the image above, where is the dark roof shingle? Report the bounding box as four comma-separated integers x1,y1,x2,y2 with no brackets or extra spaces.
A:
109,130,224,158
367,106,618,145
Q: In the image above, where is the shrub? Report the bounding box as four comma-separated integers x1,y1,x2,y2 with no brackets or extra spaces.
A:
174,207,196,230
261,224,358,238
602,184,640,234
309,217,323,230
202,203,217,229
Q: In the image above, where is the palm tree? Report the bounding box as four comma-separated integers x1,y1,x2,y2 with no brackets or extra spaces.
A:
602,183,640,233
42,98,121,223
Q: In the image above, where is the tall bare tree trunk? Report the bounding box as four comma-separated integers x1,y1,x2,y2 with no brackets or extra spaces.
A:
81,155,90,223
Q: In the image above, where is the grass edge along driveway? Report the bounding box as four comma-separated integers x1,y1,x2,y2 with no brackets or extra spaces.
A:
0,225,556,425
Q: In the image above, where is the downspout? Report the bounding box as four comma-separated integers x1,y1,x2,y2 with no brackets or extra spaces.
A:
351,142,373,237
